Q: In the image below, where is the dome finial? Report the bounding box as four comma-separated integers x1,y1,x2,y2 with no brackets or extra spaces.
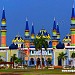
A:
57,22,58,25
26,17,28,21
54,17,55,21
3,6,4,10
32,22,33,26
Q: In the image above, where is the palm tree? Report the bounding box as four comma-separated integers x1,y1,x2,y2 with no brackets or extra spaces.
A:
15,58,23,65
11,54,23,67
71,52,75,58
58,52,67,66
34,35,48,69
11,54,17,62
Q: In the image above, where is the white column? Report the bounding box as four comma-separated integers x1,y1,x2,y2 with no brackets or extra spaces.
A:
54,51,55,66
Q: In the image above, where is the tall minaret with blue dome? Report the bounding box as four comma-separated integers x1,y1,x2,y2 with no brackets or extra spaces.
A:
52,17,58,48
24,18,30,48
1,7,7,47
70,1,75,46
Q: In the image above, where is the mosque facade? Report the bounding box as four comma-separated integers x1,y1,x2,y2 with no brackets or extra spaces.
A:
0,2,75,67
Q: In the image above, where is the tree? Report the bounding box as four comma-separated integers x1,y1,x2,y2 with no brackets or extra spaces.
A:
47,58,52,66
15,58,23,65
34,35,48,69
58,52,67,66
0,56,4,62
11,54,23,67
11,54,17,62
71,53,75,58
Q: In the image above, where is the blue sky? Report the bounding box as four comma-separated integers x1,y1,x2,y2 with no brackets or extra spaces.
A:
0,0,74,46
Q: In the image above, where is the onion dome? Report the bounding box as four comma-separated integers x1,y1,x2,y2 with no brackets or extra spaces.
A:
12,34,24,43
9,43,18,49
56,42,65,49
36,28,51,40
63,34,71,43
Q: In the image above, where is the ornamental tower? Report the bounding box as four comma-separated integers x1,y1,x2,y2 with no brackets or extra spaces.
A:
24,18,30,38
30,22,35,47
24,18,30,48
70,3,75,46
56,22,60,40
52,17,58,49
1,7,7,47
31,22,35,40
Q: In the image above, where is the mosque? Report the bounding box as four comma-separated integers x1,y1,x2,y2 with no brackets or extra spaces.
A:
0,2,75,68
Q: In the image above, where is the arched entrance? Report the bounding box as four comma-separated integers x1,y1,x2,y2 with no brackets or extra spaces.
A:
47,58,52,66
37,58,40,66
58,58,62,66
42,58,44,67
30,58,34,65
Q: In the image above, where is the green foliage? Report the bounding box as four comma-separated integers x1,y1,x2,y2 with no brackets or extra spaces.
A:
34,35,48,68
0,56,4,62
58,52,67,61
34,35,48,50
47,58,52,64
11,54,17,62
11,54,23,64
15,58,23,64
71,52,75,58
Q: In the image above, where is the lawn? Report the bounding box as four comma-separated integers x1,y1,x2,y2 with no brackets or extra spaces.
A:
0,69,75,75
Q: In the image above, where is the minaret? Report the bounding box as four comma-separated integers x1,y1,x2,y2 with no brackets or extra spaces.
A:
56,22,60,40
31,22,35,40
30,22,35,47
24,18,30,48
52,17,58,49
52,17,57,37
1,7,7,47
70,2,75,46
24,18,30,38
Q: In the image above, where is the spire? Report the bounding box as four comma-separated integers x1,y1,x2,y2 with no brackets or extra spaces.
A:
31,22,35,40
2,7,6,20
71,3,75,18
24,17,30,38
26,17,28,21
16,32,20,37
57,22,59,33
71,1,75,25
31,22,34,34
52,17,57,37
25,17,29,30
1,6,6,25
53,17,56,30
